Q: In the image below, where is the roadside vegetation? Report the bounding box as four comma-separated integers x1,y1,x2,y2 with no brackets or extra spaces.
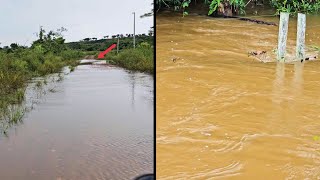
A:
0,27,84,132
1,6,154,132
66,30,154,74
103,42,154,74
65,5,154,74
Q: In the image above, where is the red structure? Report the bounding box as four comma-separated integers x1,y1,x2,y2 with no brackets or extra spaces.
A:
98,44,117,59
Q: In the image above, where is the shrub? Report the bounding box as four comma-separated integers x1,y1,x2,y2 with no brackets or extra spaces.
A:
107,47,153,74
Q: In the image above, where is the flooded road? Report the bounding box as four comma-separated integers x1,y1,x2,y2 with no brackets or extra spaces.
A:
0,63,153,179
157,13,320,179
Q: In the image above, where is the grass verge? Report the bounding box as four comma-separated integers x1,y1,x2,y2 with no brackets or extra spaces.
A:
103,47,154,74
0,48,85,132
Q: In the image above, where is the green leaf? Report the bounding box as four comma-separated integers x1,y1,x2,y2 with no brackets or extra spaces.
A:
182,2,189,8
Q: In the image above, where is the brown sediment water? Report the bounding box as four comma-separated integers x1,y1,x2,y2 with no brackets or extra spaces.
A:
156,12,320,179
0,64,153,179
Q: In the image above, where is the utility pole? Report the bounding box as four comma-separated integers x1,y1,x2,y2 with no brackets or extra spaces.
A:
133,12,136,49
117,36,119,54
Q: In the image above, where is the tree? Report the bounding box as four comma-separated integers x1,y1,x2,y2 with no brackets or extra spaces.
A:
148,27,154,36
39,26,45,41
3,46,12,53
31,26,67,54
141,2,153,18
10,43,19,50
83,38,91,41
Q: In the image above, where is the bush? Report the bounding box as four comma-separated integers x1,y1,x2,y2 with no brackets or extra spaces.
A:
0,48,84,111
59,50,85,60
106,47,153,74
156,0,320,15
271,0,320,14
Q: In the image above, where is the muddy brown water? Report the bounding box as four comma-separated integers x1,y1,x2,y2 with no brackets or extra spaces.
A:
0,64,153,179
157,13,320,179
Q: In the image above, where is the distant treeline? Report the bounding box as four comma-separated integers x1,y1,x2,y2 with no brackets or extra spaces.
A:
66,34,154,52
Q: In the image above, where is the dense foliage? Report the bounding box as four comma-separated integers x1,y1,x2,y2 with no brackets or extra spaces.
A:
271,0,320,14
103,42,154,74
156,0,320,15
0,27,84,125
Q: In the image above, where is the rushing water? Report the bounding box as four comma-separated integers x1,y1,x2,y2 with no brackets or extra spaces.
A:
0,63,153,180
157,12,320,179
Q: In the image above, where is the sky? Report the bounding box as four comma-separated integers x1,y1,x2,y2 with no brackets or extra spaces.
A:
0,0,153,47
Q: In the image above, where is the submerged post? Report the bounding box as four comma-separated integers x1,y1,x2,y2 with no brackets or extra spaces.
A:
296,13,306,60
277,12,290,62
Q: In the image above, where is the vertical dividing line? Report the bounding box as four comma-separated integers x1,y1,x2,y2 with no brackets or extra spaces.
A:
296,13,306,60
277,12,290,62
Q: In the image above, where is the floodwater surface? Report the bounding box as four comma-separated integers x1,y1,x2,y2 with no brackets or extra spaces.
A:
157,12,320,179
0,63,153,179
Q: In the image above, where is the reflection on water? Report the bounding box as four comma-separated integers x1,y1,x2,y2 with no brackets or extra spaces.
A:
157,13,320,179
130,73,136,109
0,64,153,180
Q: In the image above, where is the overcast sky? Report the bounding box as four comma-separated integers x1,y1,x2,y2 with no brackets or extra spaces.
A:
0,0,153,47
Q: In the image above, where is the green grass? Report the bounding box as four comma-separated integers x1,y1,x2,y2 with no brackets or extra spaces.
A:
104,47,154,74
0,48,85,131
0,105,26,134
0,38,153,134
